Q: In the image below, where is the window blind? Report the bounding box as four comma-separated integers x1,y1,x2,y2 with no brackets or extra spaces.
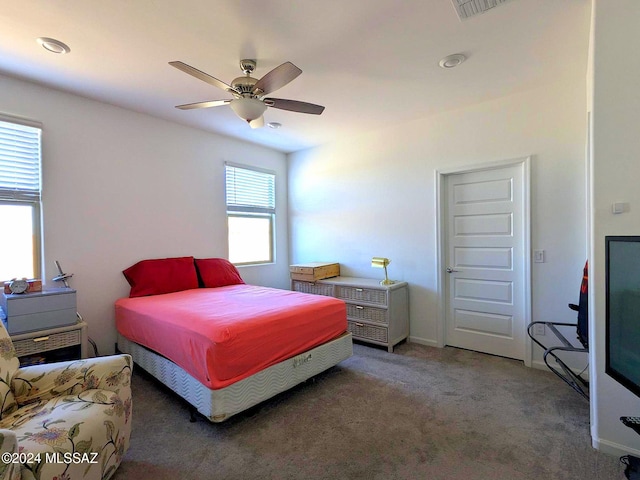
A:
0,119,42,202
225,164,275,214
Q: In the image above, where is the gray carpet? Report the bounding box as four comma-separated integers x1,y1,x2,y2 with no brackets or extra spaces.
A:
113,342,624,480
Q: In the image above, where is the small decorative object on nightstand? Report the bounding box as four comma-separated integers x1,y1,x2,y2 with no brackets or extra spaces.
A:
52,259,74,287
3,278,42,295
8,278,29,294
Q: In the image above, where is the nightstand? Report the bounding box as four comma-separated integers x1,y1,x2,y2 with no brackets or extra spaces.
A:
10,320,89,366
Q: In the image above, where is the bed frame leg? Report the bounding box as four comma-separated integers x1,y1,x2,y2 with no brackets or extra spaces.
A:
189,407,197,423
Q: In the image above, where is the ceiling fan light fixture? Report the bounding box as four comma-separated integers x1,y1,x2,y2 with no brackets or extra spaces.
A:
229,97,267,122
37,37,70,54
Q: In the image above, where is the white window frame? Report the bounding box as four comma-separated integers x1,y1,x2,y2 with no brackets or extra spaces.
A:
225,163,276,266
0,114,43,280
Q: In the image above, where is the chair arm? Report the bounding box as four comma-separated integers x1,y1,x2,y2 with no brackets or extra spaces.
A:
11,354,132,406
0,429,21,480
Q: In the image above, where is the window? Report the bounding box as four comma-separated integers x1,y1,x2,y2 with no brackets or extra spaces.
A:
0,116,42,281
225,163,275,265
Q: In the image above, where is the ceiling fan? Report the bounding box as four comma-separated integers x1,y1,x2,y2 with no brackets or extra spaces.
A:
169,59,325,128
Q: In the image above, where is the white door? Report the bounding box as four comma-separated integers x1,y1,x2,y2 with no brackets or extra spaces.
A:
444,163,527,360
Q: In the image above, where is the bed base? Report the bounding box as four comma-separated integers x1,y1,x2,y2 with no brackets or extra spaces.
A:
117,332,353,422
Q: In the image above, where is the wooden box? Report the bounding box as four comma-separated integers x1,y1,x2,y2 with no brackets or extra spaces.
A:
289,262,340,282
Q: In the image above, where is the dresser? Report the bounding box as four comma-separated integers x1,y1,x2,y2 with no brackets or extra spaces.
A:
292,276,409,352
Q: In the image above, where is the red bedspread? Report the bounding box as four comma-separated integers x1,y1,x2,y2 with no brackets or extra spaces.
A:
115,285,347,389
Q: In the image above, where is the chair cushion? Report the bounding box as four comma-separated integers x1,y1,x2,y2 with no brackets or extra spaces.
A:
0,388,131,480
0,327,19,419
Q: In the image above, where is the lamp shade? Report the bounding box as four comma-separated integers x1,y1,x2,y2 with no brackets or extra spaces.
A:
371,257,390,268
229,97,267,122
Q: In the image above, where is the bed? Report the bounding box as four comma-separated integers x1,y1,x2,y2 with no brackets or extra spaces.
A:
115,256,352,422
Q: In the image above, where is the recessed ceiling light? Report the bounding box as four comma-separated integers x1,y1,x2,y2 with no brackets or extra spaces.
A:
439,53,466,69
267,122,282,129
37,37,71,54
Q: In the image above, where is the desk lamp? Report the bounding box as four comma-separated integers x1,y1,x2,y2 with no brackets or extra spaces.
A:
371,257,394,286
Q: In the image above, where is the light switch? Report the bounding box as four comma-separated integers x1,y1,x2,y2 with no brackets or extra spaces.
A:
534,250,545,263
612,202,629,214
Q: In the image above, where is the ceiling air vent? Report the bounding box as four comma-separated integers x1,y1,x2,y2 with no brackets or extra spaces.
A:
451,0,514,20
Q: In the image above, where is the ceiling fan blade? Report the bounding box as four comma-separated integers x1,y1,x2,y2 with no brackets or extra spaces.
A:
175,99,231,110
249,116,265,129
264,98,325,115
253,62,302,95
169,61,237,93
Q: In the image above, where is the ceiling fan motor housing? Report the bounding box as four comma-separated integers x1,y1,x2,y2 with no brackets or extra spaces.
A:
231,75,258,96
229,59,259,96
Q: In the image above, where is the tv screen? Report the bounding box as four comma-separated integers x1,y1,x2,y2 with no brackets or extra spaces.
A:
606,236,640,399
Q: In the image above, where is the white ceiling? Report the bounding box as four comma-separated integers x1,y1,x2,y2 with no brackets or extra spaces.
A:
0,0,591,153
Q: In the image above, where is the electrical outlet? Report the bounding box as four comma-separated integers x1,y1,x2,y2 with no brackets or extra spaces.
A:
533,323,545,336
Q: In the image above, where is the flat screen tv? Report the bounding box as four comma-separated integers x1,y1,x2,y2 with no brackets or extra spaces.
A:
606,236,640,399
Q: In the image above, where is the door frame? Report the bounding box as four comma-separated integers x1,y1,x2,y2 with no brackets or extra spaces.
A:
435,156,532,367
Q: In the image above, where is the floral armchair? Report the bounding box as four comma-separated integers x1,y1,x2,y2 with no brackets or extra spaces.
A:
0,323,132,480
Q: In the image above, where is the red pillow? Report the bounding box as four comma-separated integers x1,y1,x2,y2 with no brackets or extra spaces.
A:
123,256,199,298
194,258,244,288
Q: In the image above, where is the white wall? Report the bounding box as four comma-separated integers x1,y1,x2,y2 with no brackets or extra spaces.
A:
590,0,640,457
0,74,289,356
289,76,589,366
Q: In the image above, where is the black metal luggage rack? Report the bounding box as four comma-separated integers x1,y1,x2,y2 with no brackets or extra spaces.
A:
620,417,640,479
527,304,589,401
528,261,589,400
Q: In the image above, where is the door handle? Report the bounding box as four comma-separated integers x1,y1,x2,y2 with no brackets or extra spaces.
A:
446,267,460,273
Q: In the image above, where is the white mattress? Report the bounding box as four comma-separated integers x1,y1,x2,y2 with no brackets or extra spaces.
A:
117,332,353,422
